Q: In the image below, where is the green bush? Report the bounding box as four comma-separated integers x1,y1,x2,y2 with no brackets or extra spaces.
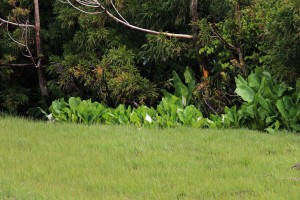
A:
40,94,213,128
220,69,300,132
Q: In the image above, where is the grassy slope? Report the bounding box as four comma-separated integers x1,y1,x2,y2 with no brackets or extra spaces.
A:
0,116,300,199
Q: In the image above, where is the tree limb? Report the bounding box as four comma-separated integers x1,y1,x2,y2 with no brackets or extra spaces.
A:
63,0,194,39
103,8,194,39
0,63,34,67
0,17,35,28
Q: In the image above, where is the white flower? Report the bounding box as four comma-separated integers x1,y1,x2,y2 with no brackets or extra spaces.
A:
145,113,152,123
221,114,225,123
46,114,55,123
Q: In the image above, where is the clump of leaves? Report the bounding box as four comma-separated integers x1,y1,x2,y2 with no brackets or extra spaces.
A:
41,94,213,128
100,46,158,106
220,69,300,132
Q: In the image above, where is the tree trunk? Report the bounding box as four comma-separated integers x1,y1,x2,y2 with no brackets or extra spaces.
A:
190,0,198,22
34,0,49,100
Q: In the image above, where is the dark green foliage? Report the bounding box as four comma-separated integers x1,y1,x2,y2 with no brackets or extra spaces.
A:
0,87,29,113
255,0,300,83
0,57,29,113
48,46,158,107
129,0,190,30
100,46,158,106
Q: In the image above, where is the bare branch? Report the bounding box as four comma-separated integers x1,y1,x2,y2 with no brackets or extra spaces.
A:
110,0,128,24
63,0,194,39
65,0,103,14
0,17,35,28
26,46,37,67
6,23,26,47
0,63,34,67
76,0,99,8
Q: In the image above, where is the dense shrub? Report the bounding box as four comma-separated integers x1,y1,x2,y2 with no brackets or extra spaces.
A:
216,69,300,132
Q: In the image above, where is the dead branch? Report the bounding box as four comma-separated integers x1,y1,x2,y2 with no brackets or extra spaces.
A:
0,17,35,28
61,0,194,39
0,63,34,67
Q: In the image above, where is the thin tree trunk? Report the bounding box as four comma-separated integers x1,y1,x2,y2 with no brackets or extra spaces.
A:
235,3,247,76
34,0,49,100
190,0,198,22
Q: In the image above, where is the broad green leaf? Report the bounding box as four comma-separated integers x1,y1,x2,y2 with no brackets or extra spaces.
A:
69,97,81,110
258,77,276,100
257,95,272,114
235,84,255,103
276,99,288,119
172,71,188,103
248,73,261,91
277,82,288,97
235,75,255,102
184,66,196,84
265,115,277,124
245,104,254,118
51,100,62,112
184,67,196,106
130,112,140,123
235,75,248,87
176,109,184,123
265,127,275,133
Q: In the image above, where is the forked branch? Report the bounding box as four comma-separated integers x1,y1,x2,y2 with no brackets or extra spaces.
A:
0,17,38,67
60,0,194,39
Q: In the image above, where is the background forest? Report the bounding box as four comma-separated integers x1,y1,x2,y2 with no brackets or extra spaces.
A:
0,0,299,129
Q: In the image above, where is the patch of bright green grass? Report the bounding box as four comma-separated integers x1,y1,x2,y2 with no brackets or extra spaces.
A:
0,116,300,199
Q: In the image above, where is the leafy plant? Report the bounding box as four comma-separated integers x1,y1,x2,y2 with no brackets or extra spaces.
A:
41,93,212,129
172,66,196,107
222,69,300,132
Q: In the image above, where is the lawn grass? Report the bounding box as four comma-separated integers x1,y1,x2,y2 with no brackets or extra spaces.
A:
0,116,300,199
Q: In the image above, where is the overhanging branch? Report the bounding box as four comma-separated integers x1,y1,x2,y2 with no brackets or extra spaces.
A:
62,0,194,39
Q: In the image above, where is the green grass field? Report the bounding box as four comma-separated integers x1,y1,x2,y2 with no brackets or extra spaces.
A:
0,116,300,199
